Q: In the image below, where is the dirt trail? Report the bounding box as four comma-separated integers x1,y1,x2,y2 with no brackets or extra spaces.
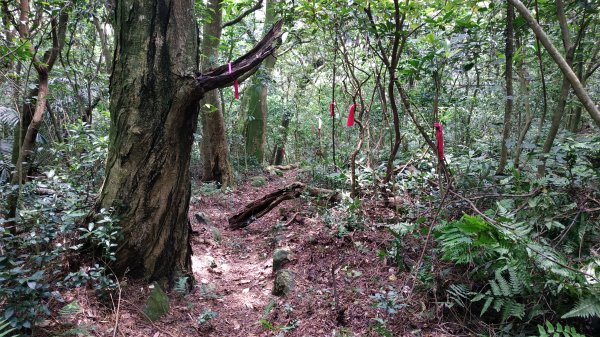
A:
80,169,459,336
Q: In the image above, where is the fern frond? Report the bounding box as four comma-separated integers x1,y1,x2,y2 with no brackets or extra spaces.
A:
535,321,585,337
59,300,81,317
0,107,19,128
561,294,600,319
0,318,17,337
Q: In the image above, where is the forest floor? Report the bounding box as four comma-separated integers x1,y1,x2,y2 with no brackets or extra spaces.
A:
49,169,472,337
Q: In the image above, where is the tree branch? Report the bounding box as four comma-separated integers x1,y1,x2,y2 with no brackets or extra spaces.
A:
222,0,263,28
507,0,600,127
195,19,283,95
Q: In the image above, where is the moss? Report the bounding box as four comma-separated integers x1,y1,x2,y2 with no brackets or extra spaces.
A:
272,269,295,296
144,282,170,321
250,176,267,187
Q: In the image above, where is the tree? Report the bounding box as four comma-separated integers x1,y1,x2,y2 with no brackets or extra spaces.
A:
507,0,600,127
3,1,69,231
497,2,514,174
198,0,232,187
242,0,278,166
94,0,282,286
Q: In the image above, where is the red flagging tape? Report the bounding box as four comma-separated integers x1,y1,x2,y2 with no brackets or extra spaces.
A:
347,104,356,127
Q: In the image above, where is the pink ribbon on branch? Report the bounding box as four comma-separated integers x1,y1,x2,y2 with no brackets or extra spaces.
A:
434,122,445,161
347,104,356,127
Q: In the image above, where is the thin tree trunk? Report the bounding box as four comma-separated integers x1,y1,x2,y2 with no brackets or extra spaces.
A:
537,0,580,175
508,0,600,127
273,110,291,165
497,2,514,175
514,63,533,168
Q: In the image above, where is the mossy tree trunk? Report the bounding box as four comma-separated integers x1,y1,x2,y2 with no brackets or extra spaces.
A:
243,0,277,166
95,0,282,286
199,0,232,188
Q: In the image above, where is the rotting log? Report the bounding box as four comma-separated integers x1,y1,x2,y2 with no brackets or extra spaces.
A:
228,181,341,229
229,182,305,229
267,164,298,171
305,186,342,204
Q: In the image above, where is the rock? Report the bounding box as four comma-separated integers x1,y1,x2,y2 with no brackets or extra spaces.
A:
272,249,291,273
194,212,213,226
144,283,169,321
272,269,295,296
205,255,217,268
250,176,267,187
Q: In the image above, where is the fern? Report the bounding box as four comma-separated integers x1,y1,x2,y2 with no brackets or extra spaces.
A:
561,293,600,319
472,267,526,321
534,321,585,337
59,300,81,317
174,276,189,295
0,319,16,337
0,107,19,128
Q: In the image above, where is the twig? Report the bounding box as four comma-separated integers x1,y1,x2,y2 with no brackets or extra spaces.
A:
554,211,581,248
284,212,299,227
222,0,264,28
468,188,540,200
111,279,123,337
404,181,451,300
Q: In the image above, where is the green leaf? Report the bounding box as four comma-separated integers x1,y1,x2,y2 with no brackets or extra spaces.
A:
480,296,493,316
562,295,600,319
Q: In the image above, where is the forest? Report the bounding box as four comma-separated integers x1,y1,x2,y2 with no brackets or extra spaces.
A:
1,0,599,336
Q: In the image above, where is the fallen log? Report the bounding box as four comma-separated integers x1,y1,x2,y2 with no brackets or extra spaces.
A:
305,186,342,204
267,164,298,171
229,182,305,229
228,181,341,229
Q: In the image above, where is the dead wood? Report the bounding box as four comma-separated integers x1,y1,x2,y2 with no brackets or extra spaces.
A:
228,182,341,229
305,186,342,204
267,164,298,171
229,182,305,229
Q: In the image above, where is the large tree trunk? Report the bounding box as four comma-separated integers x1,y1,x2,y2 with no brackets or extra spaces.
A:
199,0,232,188
96,0,282,286
97,0,200,285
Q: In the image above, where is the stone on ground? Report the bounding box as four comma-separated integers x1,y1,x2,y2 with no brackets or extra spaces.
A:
144,283,169,321
272,248,291,273
272,269,295,296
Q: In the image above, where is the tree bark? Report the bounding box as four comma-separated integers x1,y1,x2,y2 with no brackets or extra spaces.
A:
228,182,341,229
228,182,305,229
199,0,232,188
507,0,600,127
96,0,282,286
497,2,514,175
538,0,581,175
243,0,278,166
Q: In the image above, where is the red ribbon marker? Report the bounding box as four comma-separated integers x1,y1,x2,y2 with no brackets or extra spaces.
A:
347,104,356,127
329,101,335,117
312,124,315,135
228,62,239,100
434,122,445,161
